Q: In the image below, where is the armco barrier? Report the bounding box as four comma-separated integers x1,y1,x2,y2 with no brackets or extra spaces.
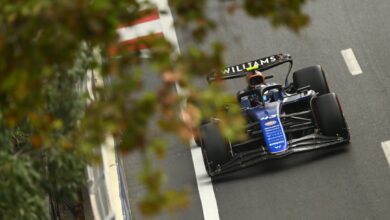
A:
116,148,132,220
84,69,132,220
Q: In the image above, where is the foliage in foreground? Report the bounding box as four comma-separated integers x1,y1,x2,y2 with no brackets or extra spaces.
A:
0,0,308,218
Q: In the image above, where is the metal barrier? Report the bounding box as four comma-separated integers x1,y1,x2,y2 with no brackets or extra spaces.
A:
87,165,115,220
116,149,132,220
84,69,132,220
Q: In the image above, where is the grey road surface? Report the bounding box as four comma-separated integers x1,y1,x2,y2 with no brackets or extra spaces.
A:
121,64,203,220
123,0,390,219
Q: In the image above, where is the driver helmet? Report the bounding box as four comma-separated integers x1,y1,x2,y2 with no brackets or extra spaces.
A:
247,70,265,88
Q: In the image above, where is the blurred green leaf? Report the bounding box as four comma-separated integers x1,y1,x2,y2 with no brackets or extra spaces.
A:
0,0,308,218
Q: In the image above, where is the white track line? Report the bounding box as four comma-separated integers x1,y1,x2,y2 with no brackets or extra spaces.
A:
152,0,220,219
191,142,221,220
341,48,363,75
381,141,390,167
151,0,181,54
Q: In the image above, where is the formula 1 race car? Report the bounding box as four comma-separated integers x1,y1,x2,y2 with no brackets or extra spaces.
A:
198,53,350,177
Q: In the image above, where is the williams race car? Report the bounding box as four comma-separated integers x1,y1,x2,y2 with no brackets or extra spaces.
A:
198,53,350,177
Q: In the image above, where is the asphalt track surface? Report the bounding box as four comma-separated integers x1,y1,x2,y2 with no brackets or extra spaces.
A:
123,1,390,219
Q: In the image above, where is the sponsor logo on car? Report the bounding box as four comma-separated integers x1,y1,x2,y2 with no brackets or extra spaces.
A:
223,56,277,74
260,114,277,120
264,120,277,126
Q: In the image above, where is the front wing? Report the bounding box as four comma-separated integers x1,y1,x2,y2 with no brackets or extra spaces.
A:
206,134,349,176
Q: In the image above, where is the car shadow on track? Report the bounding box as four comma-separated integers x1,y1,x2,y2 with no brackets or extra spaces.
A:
211,144,350,184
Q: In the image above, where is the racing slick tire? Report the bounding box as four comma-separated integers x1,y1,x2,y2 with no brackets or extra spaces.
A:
193,119,212,146
313,93,348,137
194,135,201,146
199,122,231,175
293,65,330,95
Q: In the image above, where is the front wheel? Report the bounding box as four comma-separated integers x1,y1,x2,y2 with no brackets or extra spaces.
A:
312,93,349,138
199,122,231,175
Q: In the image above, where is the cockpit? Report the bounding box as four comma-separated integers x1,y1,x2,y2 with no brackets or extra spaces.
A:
237,84,284,109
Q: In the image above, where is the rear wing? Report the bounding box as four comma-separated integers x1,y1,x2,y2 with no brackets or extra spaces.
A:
207,53,293,84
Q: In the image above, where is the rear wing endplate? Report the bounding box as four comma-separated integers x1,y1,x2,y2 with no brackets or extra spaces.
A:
207,53,293,83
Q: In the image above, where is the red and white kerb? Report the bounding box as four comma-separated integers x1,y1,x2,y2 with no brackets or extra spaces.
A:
116,8,164,51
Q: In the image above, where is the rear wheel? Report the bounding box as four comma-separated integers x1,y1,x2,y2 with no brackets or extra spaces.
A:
313,93,349,138
293,65,330,95
199,122,231,175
